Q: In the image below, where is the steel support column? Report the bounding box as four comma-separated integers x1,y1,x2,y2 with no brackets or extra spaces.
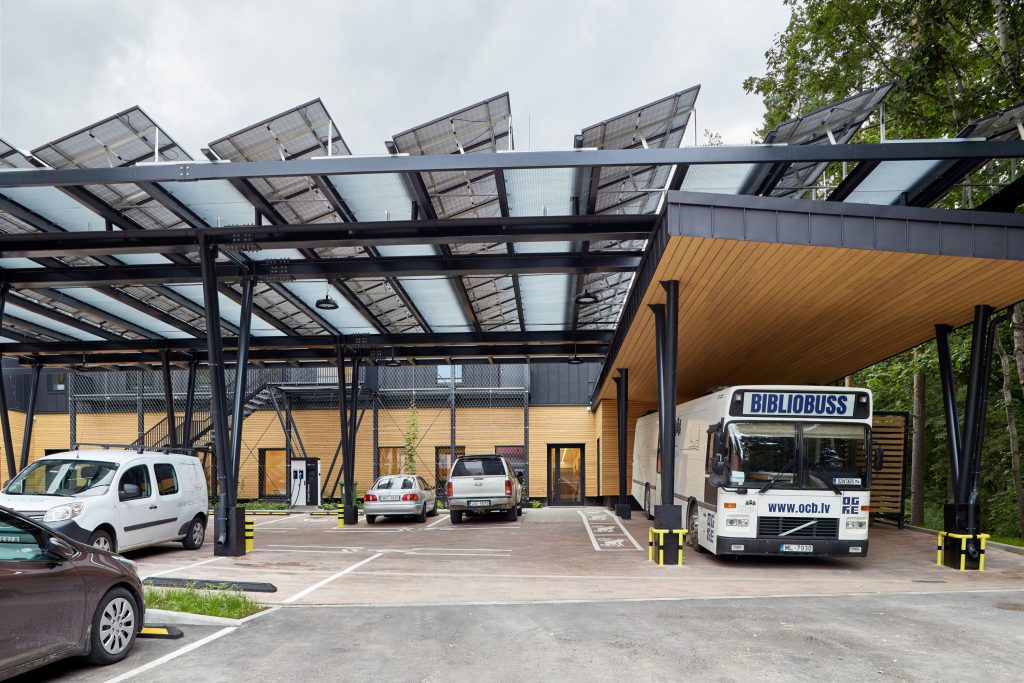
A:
338,346,361,525
199,237,243,556
182,359,197,447
958,305,994,505
614,368,631,519
229,278,254,489
136,370,144,446
160,349,177,448
20,364,41,471
0,285,16,478
934,324,962,484
649,281,682,559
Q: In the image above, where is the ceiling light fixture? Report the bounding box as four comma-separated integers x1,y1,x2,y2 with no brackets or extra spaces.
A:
575,291,598,306
316,281,339,310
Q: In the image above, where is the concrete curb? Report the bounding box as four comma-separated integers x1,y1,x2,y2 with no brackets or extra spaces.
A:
876,520,1024,557
145,608,243,627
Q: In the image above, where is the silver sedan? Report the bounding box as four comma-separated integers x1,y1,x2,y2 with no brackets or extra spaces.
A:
363,475,438,524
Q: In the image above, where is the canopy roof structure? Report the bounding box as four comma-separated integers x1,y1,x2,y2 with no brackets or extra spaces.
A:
0,86,1023,403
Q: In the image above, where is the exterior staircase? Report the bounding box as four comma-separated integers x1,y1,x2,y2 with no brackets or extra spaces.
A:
137,383,275,450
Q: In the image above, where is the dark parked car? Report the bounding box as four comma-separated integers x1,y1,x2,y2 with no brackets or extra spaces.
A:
0,505,144,679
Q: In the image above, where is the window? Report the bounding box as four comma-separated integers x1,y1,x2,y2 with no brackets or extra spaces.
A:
0,511,47,562
452,457,506,477
5,459,118,497
378,447,404,477
154,464,179,495
437,365,463,385
48,372,67,392
120,465,152,498
418,476,429,491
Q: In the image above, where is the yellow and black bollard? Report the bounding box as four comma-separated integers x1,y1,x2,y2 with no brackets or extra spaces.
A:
937,531,989,571
244,515,254,553
337,503,344,528
648,528,688,565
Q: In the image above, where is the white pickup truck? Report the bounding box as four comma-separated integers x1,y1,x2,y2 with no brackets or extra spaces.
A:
445,455,523,524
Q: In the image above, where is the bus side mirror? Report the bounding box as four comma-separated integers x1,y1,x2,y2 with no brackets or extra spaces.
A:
873,447,884,471
709,456,730,487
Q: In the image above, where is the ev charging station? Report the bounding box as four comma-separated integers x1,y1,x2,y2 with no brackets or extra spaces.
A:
289,458,322,507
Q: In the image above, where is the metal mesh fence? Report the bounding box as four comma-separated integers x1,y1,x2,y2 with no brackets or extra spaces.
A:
69,363,529,504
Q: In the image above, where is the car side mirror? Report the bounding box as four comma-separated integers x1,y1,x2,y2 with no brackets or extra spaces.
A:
873,447,884,471
119,482,141,501
46,536,77,561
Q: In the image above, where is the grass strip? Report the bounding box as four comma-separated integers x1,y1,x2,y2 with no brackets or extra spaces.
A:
145,585,265,619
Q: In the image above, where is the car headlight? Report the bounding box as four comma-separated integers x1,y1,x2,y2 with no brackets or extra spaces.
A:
113,554,138,575
725,516,750,527
43,502,84,522
845,519,867,529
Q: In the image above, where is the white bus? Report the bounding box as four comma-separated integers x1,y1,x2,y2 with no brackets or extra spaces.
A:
632,385,880,557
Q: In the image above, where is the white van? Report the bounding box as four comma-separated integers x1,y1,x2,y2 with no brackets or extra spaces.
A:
0,449,208,553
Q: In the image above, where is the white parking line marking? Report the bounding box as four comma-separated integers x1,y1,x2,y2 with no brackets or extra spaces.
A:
140,556,225,580
283,553,383,604
579,510,602,551
425,516,447,528
103,626,237,683
254,516,295,527
611,514,644,550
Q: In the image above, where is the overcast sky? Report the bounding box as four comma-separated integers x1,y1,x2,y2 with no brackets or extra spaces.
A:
0,0,791,157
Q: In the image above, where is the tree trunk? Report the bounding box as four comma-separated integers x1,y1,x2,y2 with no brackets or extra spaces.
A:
911,347,926,525
992,0,1021,96
995,332,1024,535
1013,304,1024,394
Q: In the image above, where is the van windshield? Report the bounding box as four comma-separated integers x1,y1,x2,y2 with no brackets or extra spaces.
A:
4,459,119,497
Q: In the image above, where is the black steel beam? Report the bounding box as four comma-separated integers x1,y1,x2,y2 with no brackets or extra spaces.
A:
978,174,1024,212
160,349,177,448
24,343,608,367
0,216,654,258
19,363,41,470
4,142,1024,188
826,160,880,201
0,193,65,233
182,358,197,447
0,329,608,355
35,288,163,340
5,294,124,341
3,310,77,342
229,278,254,488
0,285,16,479
96,287,205,338
4,252,640,289
935,323,962,487
615,368,629,508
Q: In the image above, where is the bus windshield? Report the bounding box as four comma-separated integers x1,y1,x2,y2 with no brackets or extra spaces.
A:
727,422,868,490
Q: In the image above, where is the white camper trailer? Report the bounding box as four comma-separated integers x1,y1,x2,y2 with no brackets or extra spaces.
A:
631,385,878,557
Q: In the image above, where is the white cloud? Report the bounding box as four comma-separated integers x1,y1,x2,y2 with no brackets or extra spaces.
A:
0,0,791,154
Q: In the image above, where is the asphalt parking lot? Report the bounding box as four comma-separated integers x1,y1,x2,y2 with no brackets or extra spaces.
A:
18,507,1024,681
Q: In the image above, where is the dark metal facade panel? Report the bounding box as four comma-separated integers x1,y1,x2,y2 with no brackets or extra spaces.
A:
666,191,1024,260
529,362,601,406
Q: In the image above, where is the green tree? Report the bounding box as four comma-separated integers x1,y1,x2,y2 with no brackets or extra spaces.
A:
748,0,1024,537
403,396,419,475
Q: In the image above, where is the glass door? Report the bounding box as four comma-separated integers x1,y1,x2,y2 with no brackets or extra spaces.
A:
547,444,585,505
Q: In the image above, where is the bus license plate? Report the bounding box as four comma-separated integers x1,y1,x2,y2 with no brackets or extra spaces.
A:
468,500,491,507
781,544,813,553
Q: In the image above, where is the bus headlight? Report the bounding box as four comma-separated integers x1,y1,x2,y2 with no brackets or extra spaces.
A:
725,516,750,528
845,519,867,530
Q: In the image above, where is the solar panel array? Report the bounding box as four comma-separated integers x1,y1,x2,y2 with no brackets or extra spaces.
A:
0,84,1019,357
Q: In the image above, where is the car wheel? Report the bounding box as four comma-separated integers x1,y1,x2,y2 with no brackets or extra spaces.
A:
505,504,518,522
417,504,427,523
182,516,205,550
85,587,138,665
366,515,376,524
450,510,463,525
88,529,115,553
428,499,438,517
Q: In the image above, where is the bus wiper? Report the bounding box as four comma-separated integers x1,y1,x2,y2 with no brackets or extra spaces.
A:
827,481,843,495
759,457,797,494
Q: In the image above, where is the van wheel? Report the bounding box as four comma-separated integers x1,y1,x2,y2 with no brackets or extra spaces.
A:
450,510,463,525
182,516,205,550
643,484,655,521
89,529,115,553
85,587,138,665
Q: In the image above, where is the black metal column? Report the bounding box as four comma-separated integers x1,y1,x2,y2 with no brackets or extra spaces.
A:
229,277,254,490
199,237,244,556
20,363,41,471
182,359,197,447
614,368,631,519
649,281,682,560
0,284,16,479
160,349,177,448
958,305,993,505
935,324,962,485
338,345,360,525
68,370,77,450
136,372,144,446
